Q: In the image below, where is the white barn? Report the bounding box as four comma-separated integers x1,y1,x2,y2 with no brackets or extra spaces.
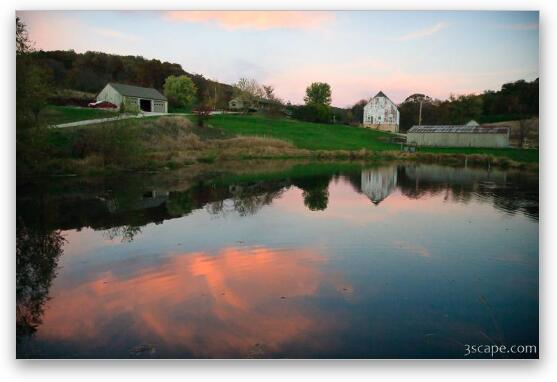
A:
363,91,400,133
96,83,168,113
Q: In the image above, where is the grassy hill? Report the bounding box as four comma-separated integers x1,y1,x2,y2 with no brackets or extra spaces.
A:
205,114,538,163
207,114,398,151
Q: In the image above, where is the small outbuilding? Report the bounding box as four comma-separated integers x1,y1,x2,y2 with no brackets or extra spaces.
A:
229,97,245,111
96,83,168,113
228,97,274,111
406,124,510,148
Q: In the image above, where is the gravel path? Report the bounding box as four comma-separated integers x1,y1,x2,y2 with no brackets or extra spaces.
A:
51,112,172,128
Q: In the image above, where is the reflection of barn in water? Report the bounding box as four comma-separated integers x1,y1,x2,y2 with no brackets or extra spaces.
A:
360,166,398,205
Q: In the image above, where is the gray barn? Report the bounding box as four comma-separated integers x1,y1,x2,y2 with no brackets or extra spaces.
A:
96,83,168,113
407,125,510,148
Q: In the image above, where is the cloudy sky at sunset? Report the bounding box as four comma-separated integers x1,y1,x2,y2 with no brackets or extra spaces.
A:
17,10,539,107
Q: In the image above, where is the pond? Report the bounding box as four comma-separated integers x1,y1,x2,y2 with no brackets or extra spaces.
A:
16,161,539,359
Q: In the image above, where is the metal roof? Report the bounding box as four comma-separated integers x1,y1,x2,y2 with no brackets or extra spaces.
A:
108,83,167,101
407,125,509,134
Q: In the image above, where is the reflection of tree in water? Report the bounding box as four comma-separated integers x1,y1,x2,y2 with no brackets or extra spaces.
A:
206,182,287,217
102,225,142,242
396,165,538,220
292,175,331,211
16,220,65,340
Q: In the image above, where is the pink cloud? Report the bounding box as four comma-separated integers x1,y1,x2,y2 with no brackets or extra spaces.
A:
264,60,532,106
164,11,334,31
264,62,455,106
17,11,85,51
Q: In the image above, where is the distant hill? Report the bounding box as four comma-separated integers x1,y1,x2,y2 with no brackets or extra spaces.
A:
32,50,235,109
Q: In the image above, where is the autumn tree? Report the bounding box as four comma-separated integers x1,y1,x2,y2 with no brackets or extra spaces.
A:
234,78,264,113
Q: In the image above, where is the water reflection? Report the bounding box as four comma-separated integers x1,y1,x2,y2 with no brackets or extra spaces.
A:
16,162,539,358
292,175,330,211
16,220,64,340
17,163,538,238
28,246,349,358
361,166,398,205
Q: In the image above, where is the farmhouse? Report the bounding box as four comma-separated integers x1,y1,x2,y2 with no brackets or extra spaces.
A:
363,91,400,133
96,83,168,113
406,124,510,148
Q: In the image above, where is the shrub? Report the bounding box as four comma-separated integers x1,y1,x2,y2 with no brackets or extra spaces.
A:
70,121,144,166
120,100,139,115
292,103,332,123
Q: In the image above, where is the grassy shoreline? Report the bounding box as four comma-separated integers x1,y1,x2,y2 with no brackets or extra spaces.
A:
17,114,538,177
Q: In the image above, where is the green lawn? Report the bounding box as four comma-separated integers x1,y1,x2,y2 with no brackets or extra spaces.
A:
40,105,119,126
206,114,398,151
203,114,538,163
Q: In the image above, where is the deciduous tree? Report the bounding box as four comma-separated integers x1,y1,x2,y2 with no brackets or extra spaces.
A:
234,78,264,113
304,82,332,106
163,75,197,110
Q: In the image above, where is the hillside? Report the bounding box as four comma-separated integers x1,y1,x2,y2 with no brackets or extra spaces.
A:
32,50,235,109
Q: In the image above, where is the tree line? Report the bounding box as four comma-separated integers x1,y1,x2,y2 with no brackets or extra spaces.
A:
17,16,538,130
28,48,235,110
345,79,538,132
282,78,539,129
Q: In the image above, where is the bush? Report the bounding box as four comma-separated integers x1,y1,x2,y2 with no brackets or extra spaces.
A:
292,103,332,123
120,101,139,115
71,121,144,166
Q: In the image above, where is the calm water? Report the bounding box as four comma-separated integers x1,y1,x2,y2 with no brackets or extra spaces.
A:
16,162,539,359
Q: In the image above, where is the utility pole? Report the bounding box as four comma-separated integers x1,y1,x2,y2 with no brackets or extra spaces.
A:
418,99,423,126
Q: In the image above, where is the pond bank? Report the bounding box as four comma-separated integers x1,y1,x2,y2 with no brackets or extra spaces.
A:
17,115,538,178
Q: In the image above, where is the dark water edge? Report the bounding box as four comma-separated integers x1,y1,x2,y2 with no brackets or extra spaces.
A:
16,160,539,359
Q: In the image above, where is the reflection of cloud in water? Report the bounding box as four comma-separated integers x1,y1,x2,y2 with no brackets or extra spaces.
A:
37,246,349,358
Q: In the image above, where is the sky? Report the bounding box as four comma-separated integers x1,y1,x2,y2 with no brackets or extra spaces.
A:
17,10,539,107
